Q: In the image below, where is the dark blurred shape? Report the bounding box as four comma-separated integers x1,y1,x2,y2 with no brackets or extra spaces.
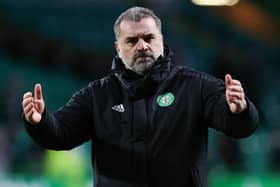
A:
210,42,264,108
216,135,244,171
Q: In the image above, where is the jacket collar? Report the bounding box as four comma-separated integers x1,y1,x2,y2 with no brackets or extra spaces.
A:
112,46,173,99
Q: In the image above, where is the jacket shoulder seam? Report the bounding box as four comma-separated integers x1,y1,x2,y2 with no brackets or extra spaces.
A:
177,67,221,82
88,73,115,87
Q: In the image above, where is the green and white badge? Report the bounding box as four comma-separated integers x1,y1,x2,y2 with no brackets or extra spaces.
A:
157,92,175,107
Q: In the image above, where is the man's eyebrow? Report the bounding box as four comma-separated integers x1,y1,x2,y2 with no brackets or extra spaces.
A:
126,36,138,41
126,33,155,40
143,33,154,37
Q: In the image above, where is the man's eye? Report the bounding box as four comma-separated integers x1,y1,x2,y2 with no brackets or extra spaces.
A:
144,36,154,43
127,38,138,44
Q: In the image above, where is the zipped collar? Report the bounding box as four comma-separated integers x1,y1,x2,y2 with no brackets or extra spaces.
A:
112,46,173,99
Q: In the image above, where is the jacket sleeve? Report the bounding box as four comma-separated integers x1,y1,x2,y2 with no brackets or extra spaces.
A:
24,84,93,150
203,77,259,138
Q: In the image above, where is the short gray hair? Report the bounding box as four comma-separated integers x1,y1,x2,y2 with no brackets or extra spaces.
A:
114,7,162,40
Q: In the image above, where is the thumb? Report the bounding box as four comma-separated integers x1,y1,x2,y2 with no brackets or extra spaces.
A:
225,74,232,87
34,83,43,100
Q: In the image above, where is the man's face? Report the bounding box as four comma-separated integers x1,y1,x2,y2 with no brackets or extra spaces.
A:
115,17,164,74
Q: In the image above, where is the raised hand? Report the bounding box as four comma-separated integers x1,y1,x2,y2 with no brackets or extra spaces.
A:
22,83,45,124
225,74,247,114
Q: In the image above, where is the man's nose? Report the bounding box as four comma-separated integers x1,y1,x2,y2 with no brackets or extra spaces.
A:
136,39,148,51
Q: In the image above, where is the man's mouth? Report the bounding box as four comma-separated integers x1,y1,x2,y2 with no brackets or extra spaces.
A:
134,53,154,62
135,56,153,63
137,56,152,59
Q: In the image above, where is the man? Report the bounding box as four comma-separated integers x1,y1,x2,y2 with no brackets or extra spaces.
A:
22,7,258,187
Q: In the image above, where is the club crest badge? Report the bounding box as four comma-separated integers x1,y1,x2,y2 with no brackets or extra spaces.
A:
157,92,175,107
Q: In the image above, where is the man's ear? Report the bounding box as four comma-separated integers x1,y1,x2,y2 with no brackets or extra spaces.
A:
114,41,120,55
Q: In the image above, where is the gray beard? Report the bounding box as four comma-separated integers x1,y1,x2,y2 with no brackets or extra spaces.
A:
130,60,155,75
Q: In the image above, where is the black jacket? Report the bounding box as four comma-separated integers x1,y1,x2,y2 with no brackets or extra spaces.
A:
25,48,259,187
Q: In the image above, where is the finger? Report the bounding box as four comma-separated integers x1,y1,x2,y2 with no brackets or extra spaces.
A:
34,99,44,109
231,80,242,86
24,102,34,115
228,92,244,99
225,74,232,87
229,98,242,106
34,83,43,100
34,99,43,104
22,98,33,108
228,85,243,93
26,108,34,119
23,92,32,99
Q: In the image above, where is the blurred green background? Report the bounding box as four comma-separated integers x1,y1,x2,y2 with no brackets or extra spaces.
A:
0,0,279,186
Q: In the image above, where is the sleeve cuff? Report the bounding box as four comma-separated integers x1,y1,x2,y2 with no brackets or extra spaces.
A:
23,109,48,128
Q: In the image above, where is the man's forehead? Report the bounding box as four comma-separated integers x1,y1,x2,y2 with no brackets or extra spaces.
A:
119,17,160,37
